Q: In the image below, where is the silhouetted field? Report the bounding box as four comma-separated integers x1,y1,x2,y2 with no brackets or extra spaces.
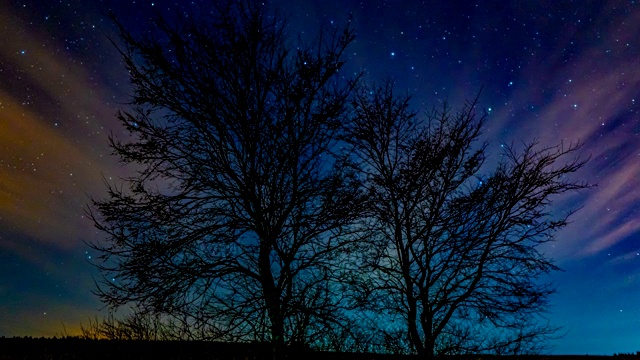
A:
0,338,405,360
0,337,635,360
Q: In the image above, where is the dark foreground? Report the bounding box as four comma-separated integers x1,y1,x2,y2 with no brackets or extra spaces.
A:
3,338,402,360
0,337,633,360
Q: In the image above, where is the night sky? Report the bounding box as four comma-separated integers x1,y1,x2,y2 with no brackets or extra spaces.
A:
1,0,640,354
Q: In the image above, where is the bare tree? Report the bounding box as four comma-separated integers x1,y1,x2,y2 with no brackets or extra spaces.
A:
88,1,362,356
345,81,589,357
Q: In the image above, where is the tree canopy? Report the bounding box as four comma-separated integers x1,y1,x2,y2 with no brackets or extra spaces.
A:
90,1,363,354
345,81,587,355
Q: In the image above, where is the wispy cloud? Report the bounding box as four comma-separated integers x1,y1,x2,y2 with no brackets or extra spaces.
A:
489,7,640,260
0,10,123,251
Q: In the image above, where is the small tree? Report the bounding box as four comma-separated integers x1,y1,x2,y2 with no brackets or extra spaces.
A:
345,81,589,357
89,1,362,355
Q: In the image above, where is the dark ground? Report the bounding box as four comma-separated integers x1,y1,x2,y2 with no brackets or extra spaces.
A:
0,338,634,360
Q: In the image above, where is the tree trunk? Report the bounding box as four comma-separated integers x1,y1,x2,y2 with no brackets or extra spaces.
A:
406,294,423,356
258,242,285,359
270,314,285,360
421,308,435,359
424,337,436,360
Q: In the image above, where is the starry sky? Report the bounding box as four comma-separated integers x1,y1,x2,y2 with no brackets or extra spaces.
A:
1,0,640,354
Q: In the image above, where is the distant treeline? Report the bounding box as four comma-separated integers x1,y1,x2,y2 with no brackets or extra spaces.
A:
1,337,634,360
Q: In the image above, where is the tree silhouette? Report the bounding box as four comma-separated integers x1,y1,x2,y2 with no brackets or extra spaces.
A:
344,81,589,357
88,1,362,356
89,1,590,356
